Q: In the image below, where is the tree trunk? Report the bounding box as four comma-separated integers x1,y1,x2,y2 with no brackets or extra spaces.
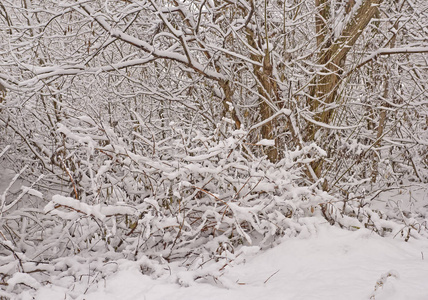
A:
246,27,280,162
309,0,384,179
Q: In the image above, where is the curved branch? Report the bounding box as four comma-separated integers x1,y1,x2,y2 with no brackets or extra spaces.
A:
79,3,225,82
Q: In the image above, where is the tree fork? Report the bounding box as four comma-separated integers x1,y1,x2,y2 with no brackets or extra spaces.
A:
308,0,384,181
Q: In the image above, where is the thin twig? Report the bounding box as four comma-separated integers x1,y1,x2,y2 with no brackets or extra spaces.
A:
264,269,280,284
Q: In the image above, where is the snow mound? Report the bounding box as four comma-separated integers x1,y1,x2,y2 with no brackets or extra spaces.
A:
31,224,428,300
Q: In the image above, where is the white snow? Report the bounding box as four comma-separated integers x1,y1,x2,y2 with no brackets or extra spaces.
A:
45,195,138,220
256,139,276,146
21,186,43,198
7,273,41,292
31,223,428,300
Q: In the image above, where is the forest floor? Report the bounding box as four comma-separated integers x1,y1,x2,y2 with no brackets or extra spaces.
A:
31,221,428,300
2,169,428,300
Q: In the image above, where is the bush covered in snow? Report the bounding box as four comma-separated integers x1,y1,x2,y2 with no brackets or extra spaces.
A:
1,0,428,298
1,120,427,297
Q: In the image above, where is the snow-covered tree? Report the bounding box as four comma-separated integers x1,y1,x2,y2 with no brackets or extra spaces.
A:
0,0,427,296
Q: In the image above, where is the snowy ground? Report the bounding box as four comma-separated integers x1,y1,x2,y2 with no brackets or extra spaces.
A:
2,166,427,300
29,223,428,300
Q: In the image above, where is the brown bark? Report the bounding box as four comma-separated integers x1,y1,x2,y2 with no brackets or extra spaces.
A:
312,0,383,121
315,0,330,47
0,82,5,103
309,0,384,179
246,28,279,162
220,80,241,130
